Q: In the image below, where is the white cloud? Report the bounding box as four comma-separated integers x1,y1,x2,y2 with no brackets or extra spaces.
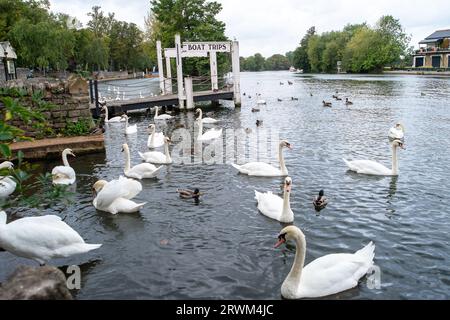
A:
48,0,450,57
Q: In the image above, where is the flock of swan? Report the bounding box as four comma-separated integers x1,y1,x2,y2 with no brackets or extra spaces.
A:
0,84,406,299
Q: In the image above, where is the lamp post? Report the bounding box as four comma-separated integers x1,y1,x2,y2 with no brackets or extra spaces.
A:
2,43,8,81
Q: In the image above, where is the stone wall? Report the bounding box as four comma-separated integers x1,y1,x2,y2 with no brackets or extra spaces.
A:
0,75,94,138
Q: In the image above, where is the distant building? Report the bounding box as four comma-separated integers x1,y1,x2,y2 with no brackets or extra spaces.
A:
0,41,18,80
413,29,450,69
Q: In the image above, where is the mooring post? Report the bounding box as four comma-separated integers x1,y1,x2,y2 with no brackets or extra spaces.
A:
231,41,241,107
94,79,100,118
185,77,194,110
210,51,218,91
156,40,165,95
175,34,185,109
165,56,173,94
89,79,94,104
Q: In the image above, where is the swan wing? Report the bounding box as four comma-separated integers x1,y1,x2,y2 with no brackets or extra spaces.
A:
52,166,76,184
138,151,166,163
108,116,124,123
255,191,283,220
128,163,161,178
199,128,222,141
234,162,281,176
95,176,142,209
344,159,392,175
147,133,165,148
297,242,375,298
107,198,146,214
389,127,404,139
202,118,219,124
0,177,16,197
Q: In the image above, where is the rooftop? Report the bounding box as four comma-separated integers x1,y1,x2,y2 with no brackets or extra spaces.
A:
419,29,450,44
0,41,17,59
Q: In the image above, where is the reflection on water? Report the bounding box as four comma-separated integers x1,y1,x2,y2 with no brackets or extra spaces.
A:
1,72,450,299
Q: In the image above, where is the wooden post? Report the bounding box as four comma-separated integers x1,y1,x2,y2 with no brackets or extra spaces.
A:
210,51,218,91
89,79,94,104
94,80,100,118
175,34,185,109
165,56,173,94
231,41,241,107
185,77,194,110
156,40,165,94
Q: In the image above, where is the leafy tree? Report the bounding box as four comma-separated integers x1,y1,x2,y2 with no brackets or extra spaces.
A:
265,54,290,70
292,26,315,72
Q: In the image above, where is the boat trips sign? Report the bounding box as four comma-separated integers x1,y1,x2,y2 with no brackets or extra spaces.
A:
182,42,231,53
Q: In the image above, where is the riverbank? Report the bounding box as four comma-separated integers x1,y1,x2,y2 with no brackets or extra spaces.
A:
9,135,105,160
384,70,450,76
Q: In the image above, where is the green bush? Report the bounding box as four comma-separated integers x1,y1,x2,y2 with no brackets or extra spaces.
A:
62,118,93,136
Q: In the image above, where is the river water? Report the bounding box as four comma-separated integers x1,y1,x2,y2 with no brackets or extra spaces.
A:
1,71,449,299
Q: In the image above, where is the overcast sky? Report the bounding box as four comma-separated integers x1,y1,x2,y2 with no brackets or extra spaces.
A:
49,0,450,57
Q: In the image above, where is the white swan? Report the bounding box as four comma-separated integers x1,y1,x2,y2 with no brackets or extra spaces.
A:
231,140,291,176
388,122,405,141
122,143,162,179
255,177,294,223
196,117,222,142
0,161,16,198
139,137,172,164
121,114,137,135
196,108,219,124
154,106,173,120
52,149,76,185
343,138,405,176
0,211,101,265
102,106,125,123
93,176,146,214
275,225,375,299
147,124,165,148
257,99,266,105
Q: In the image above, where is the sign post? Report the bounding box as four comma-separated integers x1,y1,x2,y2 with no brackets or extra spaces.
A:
156,41,165,94
175,34,185,109
210,51,218,91
231,41,241,106
165,56,172,94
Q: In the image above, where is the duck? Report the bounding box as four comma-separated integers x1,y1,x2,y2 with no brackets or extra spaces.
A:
52,148,76,185
147,124,165,148
0,161,16,198
231,140,291,176
256,120,263,127
121,114,137,135
245,128,252,134
291,97,298,101
243,92,246,96
257,99,266,105
335,96,342,101
254,177,294,223
322,101,332,107
277,98,283,102
313,190,328,211
176,188,202,200
345,98,353,105
102,106,125,123
280,82,284,85
139,137,172,164
196,118,222,142
93,176,146,214
196,108,219,124
122,143,162,179
343,125,405,176
275,225,375,299
310,93,313,97
288,81,293,85
154,106,173,120
0,211,101,265
251,107,260,112
248,95,252,99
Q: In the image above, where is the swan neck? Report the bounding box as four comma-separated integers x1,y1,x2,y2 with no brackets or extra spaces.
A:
279,145,287,174
285,232,306,290
197,120,203,138
150,127,155,144
62,151,70,167
392,144,398,175
104,107,109,120
165,141,171,161
282,187,292,221
197,109,202,121
155,107,159,118
124,146,131,172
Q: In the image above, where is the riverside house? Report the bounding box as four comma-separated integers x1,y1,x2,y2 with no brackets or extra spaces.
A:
413,29,450,69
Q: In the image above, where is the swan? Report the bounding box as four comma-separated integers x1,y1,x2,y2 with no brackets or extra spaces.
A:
154,106,173,120
388,123,404,141
147,124,165,148
196,108,219,124
231,140,291,176
139,137,172,164
102,106,125,123
323,101,332,107
196,117,222,142
254,177,294,223
275,225,375,299
257,99,266,105
313,190,328,211
122,143,162,179
0,161,16,198
343,138,405,176
345,98,353,105
52,149,76,185
93,176,146,214
120,114,137,135
0,211,101,265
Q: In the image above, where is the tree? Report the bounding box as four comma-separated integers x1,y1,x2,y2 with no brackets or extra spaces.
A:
265,54,290,70
149,0,229,76
87,5,115,38
292,26,315,72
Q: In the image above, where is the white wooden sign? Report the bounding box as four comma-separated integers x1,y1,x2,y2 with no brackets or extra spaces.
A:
164,48,207,58
182,42,231,53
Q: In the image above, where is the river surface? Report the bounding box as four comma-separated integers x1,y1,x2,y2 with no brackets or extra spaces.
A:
1,71,449,299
